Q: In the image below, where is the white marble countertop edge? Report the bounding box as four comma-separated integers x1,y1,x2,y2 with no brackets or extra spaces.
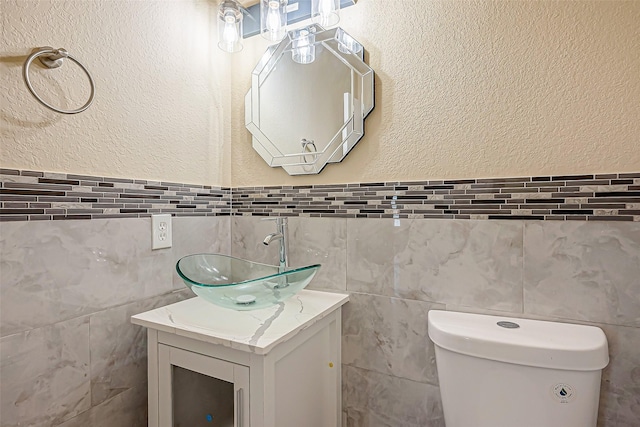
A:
131,290,349,355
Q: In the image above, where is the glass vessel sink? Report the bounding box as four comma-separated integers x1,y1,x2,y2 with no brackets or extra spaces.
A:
176,254,321,311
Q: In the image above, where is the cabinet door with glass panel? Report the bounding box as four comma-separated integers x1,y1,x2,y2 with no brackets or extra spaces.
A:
158,344,250,427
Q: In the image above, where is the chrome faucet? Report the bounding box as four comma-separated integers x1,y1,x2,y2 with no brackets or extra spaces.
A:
262,217,289,273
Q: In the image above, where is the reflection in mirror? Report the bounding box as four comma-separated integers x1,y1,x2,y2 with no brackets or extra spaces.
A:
245,25,374,175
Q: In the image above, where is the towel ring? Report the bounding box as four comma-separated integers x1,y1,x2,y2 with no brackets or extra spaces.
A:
22,47,95,115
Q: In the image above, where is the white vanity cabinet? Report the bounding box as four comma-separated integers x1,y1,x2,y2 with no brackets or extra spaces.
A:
132,290,349,427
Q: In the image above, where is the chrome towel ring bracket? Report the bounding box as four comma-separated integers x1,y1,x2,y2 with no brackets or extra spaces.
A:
22,47,95,115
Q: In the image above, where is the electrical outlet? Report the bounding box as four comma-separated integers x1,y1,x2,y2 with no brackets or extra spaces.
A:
151,214,172,250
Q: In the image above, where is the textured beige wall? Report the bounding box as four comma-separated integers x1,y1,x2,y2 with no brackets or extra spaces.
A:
1,0,231,187
232,0,640,186
2,1,638,188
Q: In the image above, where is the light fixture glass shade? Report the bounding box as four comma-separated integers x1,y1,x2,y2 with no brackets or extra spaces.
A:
336,27,362,55
312,0,340,27
218,1,243,53
291,28,316,64
261,0,288,42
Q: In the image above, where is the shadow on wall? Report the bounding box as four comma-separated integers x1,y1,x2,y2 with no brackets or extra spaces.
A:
0,52,63,129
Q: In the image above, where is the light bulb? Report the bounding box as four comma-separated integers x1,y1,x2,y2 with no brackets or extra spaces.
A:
318,0,334,17
292,28,316,64
297,30,310,58
223,14,239,44
261,0,286,42
312,0,339,27
217,1,242,53
266,1,281,34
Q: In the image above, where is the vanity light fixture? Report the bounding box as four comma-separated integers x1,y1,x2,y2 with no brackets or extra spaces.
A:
312,0,340,27
240,0,354,40
261,0,288,42
291,28,316,64
218,0,244,53
217,0,354,54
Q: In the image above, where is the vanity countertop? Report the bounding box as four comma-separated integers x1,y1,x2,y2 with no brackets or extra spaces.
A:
131,289,349,355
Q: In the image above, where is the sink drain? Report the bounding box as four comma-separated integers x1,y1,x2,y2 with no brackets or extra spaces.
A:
236,294,257,305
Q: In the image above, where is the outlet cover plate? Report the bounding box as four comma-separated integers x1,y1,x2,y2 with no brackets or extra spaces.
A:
152,214,172,250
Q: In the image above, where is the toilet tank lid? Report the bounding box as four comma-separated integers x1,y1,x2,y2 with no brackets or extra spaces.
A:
428,310,609,371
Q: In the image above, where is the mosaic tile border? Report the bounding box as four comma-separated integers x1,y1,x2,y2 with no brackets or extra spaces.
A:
1,169,639,221
0,169,231,221
232,173,640,221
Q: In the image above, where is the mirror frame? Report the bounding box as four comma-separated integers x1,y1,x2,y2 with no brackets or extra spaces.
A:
245,25,375,175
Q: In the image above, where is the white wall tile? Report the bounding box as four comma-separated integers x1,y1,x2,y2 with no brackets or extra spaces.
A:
343,365,444,427
0,316,91,427
346,218,524,312
343,292,444,384
524,221,640,326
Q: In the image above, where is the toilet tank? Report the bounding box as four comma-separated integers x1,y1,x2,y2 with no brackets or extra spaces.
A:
428,310,609,427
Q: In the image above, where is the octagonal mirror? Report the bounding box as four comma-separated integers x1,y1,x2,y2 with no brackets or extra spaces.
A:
245,25,374,175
